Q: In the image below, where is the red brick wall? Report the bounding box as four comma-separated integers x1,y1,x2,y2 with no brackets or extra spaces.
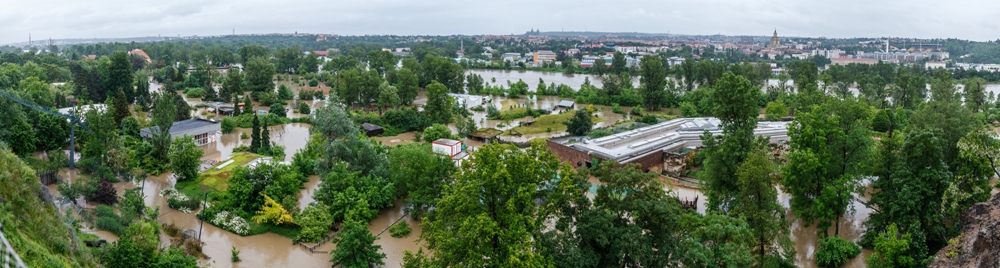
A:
546,140,593,168
624,150,664,173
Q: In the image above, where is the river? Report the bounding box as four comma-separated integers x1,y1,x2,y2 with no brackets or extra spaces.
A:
468,69,1000,96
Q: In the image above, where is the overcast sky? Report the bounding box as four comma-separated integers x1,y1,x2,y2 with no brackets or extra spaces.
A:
3,0,999,45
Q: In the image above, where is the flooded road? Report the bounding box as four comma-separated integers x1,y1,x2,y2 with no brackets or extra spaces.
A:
467,69,639,91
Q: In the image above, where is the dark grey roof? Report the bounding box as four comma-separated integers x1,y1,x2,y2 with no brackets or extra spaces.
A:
141,118,219,135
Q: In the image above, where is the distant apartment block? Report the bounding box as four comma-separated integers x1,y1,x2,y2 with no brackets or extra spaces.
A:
533,50,556,65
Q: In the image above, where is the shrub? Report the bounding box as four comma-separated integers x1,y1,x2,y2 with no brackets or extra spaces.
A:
308,78,319,87
270,103,287,117
92,179,118,204
221,117,236,134
160,188,200,213
298,102,311,114
680,102,699,117
278,84,294,100
313,90,325,100
611,103,626,114
765,99,788,121
296,203,333,243
389,221,412,238
298,89,315,100
95,216,125,235
184,87,207,98
211,211,251,235
240,132,249,139
423,124,456,142
816,236,862,268
638,115,659,125
631,104,645,116
231,246,241,262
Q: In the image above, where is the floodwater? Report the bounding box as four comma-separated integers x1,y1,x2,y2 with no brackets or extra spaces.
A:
467,69,639,91
367,199,425,268
468,70,1000,100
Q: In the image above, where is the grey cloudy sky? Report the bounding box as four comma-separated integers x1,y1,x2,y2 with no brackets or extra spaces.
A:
3,0,999,44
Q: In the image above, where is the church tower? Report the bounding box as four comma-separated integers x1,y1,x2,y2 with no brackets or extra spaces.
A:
769,29,780,48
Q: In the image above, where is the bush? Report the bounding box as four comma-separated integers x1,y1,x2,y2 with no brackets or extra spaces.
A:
270,103,286,117
638,115,659,125
298,102,311,114
298,90,315,100
423,124,456,142
389,221,412,238
611,103,625,114
816,236,862,268
680,102,699,117
765,99,788,121
221,117,236,134
313,90,325,100
184,87,207,98
230,113,290,128
586,128,614,138
240,132,249,139
278,84,294,100
296,203,333,243
160,188,200,213
308,78,319,87
631,104,645,116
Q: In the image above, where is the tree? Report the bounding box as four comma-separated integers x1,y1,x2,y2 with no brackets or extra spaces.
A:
252,193,294,225
277,84,294,100
563,109,594,136
865,224,917,268
639,55,667,110
377,82,400,114
301,51,320,74
242,95,254,115
172,94,190,121
700,72,762,211
169,135,204,182
593,58,607,76
269,103,286,117
368,50,396,76
250,113,262,151
312,162,393,222
423,81,452,124
734,147,794,267
781,98,872,237
245,57,276,99
331,210,385,268
611,52,627,74
222,68,243,102
296,203,333,243
147,92,176,174
422,123,455,142
239,45,270,65
298,102,311,114
103,51,135,102
963,77,987,112
407,142,568,267
274,47,303,74
134,72,151,110
678,213,755,268
865,129,951,253
764,99,787,121
312,100,360,139
260,122,271,153
396,68,419,105
111,88,130,126
388,143,456,218
574,161,687,267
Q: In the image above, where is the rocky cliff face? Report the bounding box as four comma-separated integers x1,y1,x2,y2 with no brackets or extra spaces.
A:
930,193,1000,268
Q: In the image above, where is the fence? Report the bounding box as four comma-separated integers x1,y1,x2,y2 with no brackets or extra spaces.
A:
0,223,28,268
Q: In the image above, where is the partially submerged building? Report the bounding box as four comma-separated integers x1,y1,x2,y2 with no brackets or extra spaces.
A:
140,118,221,146
547,118,789,173
432,138,470,166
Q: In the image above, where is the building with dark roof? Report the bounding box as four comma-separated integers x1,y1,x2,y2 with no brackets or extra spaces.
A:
140,118,221,146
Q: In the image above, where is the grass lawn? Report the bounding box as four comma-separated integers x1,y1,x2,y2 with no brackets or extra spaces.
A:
511,111,605,135
175,152,259,197
687,169,706,179
499,98,529,118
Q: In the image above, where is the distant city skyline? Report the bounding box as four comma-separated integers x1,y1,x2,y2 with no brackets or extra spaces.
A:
2,0,998,45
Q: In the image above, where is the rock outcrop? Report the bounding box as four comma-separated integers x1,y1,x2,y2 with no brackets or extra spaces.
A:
930,193,1000,268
